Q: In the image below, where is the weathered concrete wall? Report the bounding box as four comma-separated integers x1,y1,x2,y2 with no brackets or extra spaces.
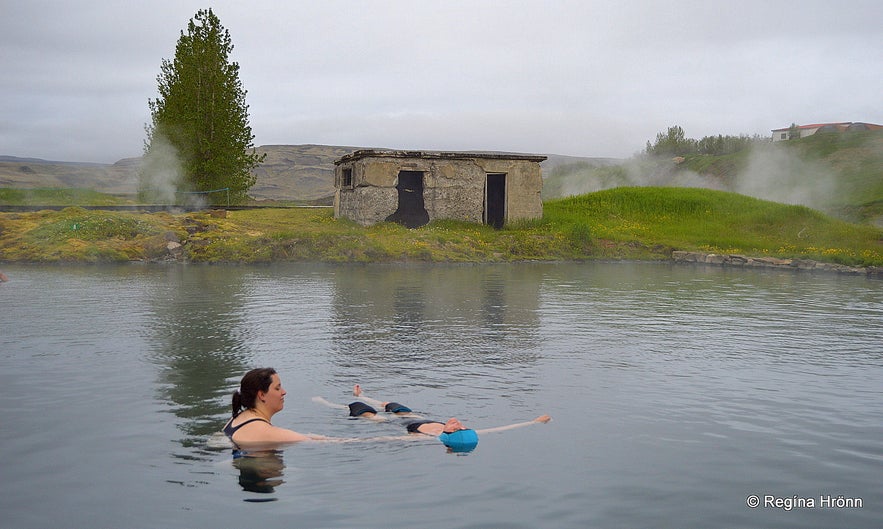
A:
335,184,397,226
334,150,545,227
474,158,543,221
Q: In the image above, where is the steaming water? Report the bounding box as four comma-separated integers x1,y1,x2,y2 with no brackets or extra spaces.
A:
0,262,880,528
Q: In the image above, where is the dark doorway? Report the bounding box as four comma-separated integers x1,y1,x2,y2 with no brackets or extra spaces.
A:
386,171,429,228
485,173,506,229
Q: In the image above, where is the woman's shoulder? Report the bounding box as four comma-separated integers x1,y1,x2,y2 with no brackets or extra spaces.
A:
233,416,271,428
232,419,311,446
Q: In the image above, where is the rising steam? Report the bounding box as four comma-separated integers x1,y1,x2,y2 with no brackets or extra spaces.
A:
138,133,183,205
547,143,842,213
735,144,838,210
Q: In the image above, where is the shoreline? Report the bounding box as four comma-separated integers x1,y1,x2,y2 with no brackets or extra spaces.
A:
671,250,883,278
3,253,881,280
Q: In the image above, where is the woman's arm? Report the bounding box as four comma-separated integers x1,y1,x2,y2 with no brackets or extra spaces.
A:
475,415,551,434
231,421,313,448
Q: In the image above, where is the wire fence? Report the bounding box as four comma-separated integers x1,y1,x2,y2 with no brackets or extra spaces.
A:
176,187,230,206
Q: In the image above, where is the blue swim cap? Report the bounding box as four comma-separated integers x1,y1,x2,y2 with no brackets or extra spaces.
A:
438,429,479,452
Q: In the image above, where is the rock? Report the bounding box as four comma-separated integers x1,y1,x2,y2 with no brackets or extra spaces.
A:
672,250,876,277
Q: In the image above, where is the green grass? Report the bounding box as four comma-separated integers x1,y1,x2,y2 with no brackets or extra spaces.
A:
0,188,134,206
2,188,882,266
0,207,175,262
544,130,883,224
544,187,883,266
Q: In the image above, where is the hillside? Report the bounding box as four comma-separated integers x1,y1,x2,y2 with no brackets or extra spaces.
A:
0,146,616,204
543,130,883,225
0,156,141,195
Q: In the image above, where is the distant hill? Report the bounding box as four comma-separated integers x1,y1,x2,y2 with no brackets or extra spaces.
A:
0,155,142,195
249,144,360,202
0,145,617,203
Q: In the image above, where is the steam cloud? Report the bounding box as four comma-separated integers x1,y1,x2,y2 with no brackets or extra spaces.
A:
735,144,838,210
139,134,183,205
549,143,842,213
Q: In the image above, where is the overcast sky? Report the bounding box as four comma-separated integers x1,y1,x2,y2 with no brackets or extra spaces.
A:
2,1,881,163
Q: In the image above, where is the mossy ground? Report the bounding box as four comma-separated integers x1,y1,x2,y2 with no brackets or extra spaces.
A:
2,187,881,266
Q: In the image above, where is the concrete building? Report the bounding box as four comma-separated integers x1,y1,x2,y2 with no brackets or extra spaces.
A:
333,149,546,228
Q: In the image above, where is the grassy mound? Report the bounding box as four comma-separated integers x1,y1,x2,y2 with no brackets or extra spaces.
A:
544,187,883,266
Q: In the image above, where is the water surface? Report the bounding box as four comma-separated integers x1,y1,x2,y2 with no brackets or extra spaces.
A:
0,262,880,528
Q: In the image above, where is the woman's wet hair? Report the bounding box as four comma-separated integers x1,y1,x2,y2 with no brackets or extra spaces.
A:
232,367,277,417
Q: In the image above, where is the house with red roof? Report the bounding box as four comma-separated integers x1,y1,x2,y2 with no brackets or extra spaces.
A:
771,122,883,142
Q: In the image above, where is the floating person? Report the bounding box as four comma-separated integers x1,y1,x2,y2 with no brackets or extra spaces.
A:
0,270,8,282
313,384,552,452
311,383,420,421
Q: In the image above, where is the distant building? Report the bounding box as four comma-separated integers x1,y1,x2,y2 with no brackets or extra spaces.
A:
333,149,546,228
771,122,883,142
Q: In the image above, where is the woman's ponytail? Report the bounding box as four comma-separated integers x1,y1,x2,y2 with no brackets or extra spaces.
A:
231,390,244,418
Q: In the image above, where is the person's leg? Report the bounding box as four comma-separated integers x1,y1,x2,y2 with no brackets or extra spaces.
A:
352,384,385,408
312,396,347,410
312,396,385,421
352,385,416,416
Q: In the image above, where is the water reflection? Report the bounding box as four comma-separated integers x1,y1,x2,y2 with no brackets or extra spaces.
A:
233,449,286,498
328,265,542,379
143,266,253,445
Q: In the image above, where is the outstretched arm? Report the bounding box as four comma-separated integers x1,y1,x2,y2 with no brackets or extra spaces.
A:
475,415,551,435
302,433,436,445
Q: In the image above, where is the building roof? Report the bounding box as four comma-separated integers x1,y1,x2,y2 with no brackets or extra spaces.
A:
771,122,851,132
335,149,547,165
770,122,883,132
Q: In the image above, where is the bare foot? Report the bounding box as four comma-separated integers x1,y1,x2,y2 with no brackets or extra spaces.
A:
534,415,551,423
353,384,362,397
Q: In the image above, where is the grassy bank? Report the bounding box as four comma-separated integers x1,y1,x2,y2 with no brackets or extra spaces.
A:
1,187,881,265
545,188,883,265
0,187,135,206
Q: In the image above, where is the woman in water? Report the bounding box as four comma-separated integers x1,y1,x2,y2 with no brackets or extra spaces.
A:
223,367,332,448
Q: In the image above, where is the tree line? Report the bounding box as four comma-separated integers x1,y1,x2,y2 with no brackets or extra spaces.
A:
644,125,767,157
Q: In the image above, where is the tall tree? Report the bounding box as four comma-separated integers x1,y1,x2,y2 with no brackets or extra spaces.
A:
142,8,263,205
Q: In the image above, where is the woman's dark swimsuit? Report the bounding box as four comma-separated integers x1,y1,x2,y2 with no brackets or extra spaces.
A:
223,417,270,442
405,420,444,433
349,401,413,416
348,401,377,417
384,402,412,413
